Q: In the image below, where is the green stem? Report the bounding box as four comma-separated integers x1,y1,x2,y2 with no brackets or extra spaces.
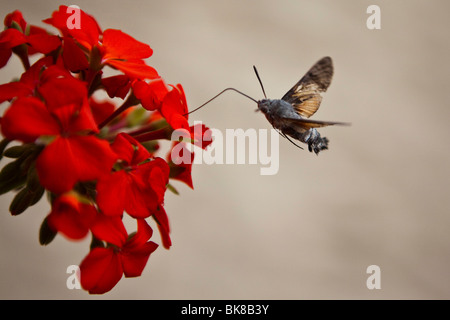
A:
97,94,138,130
132,126,173,143
14,45,30,71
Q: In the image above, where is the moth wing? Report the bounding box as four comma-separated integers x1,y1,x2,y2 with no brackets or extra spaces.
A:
283,117,350,130
281,57,333,118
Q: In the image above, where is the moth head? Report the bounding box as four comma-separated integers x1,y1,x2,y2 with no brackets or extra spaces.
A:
257,99,270,113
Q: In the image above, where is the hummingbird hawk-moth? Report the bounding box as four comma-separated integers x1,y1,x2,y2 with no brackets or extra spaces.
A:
188,56,349,154
253,56,349,154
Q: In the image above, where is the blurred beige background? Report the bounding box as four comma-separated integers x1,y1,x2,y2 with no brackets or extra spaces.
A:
1,0,450,299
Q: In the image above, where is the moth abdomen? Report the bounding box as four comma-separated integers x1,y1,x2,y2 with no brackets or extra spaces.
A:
289,128,329,155
308,135,329,154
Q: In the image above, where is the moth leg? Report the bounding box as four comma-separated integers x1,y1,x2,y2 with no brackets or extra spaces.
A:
275,129,304,150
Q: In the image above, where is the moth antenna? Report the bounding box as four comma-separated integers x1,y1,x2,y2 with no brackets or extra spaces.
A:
253,66,267,99
185,88,257,116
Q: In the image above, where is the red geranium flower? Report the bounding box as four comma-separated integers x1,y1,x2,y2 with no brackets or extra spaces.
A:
43,6,101,51
96,133,169,218
45,6,158,80
0,28,27,68
4,10,27,31
0,10,60,68
46,193,98,240
0,56,56,103
79,217,158,294
1,77,117,193
0,6,210,295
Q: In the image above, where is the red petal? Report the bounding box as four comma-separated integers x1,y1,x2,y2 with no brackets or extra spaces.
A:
70,101,100,134
68,12,101,51
147,157,170,204
190,123,213,150
96,139,159,219
36,136,116,194
38,77,88,112
19,56,54,86
124,171,157,218
168,143,194,189
121,241,158,278
96,170,128,216
79,247,123,294
102,29,153,60
48,100,99,134
39,64,74,83
101,75,131,99
154,206,172,249
89,97,116,126
111,133,150,165
0,29,26,68
0,47,12,69
97,169,155,219
90,213,128,247
4,10,27,31
126,219,154,248
46,194,97,240
0,82,33,103
160,89,189,130
170,114,190,131
117,159,169,217
44,5,101,50
61,36,89,72
1,96,60,142
174,84,188,119
122,219,158,277
0,28,27,48
27,33,61,54
132,79,169,111
106,59,159,80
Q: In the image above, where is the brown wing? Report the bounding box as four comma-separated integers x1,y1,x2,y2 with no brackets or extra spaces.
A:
283,117,350,131
281,57,333,118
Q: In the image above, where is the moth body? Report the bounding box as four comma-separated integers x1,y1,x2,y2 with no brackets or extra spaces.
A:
257,99,329,154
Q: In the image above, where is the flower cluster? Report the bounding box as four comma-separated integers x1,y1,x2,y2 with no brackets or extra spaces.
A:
0,6,211,294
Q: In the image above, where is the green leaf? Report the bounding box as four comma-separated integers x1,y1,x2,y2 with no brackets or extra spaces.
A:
0,139,11,160
166,183,179,195
0,160,21,181
25,163,41,191
9,185,45,216
0,144,43,195
3,145,31,158
7,160,45,215
39,217,57,246
0,160,27,195
10,188,32,216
